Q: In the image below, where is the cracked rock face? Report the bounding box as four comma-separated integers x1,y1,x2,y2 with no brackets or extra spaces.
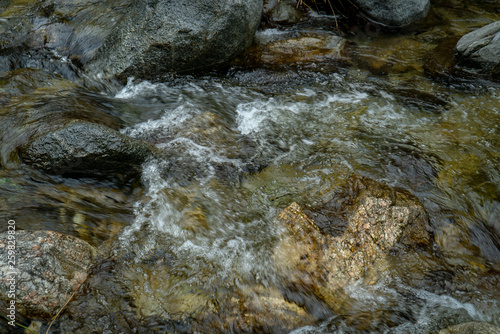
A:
0,230,96,318
274,176,431,306
455,21,500,75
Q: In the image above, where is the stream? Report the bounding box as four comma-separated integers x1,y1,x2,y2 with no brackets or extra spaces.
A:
0,1,500,333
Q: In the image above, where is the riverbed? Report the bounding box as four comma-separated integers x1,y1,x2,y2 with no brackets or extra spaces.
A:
1,0,499,333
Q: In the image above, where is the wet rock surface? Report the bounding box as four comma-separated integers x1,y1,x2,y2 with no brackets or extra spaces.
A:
0,230,96,318
0,69,132,169
352,35,432,75
86,0,262,81
263,0,304,25
54,234,316,334
20,121,154,176
275,176,432,306
455,21,500,75
0,0,263,81
0,168,140,247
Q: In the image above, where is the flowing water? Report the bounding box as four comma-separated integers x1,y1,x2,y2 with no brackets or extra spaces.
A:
102,71,500,333
1,2,500,333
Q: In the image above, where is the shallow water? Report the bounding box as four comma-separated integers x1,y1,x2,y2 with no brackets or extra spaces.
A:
1,1,500,332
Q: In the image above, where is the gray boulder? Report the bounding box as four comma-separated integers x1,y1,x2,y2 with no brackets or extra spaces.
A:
455,21,500,75
352,0,430,27
20,121,154,176
274,176,432,308
0,230,96,318
263,0,304,24
86,0,262,81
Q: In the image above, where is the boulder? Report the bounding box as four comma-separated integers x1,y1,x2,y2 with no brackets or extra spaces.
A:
455,21,500,75
439,322,500,334
86,0,262,81
0,230,96,318
274,176,432,306
20,121,154,176
351,0,430,27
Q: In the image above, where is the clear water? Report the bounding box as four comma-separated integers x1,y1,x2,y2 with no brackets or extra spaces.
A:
0,1,499,332
84,71,499,332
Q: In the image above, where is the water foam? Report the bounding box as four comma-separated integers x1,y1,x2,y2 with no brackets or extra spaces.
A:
235,91,369,136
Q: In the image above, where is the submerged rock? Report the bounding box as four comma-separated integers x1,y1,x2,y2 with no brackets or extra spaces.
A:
194,285,316,333
455,21,500,75
238,30,349,70
439,322,500,334
352,36,431,75
424,37,461,79
20,121,154,176
274,176,432,307
86,0,262,80
0,0,262,80
0,68,78,102
0,230,96,318
351,0,430,27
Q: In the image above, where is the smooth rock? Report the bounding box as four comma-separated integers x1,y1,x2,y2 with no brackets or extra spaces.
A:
455,21,500,75
351,0,430,27
439,322,500,334
20,121,154,176
352,36,431,75
86,0,262,80
0,230,96,318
